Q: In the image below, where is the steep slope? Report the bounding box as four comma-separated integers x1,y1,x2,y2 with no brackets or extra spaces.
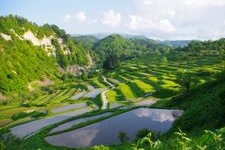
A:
0,15,90,93
153,72,225,134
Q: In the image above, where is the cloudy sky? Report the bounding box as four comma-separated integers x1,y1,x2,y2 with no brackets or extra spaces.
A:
1,0,225,40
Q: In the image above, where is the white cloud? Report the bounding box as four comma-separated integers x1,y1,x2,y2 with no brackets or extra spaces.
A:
102,10,121,27
74,11,87,23
62,0,225,40
166,10,176,18
185,0,225,6
63,14,72,22
131,0,225,39
63,11,88,23
87,19,97,25
140,0,156,5
126,15,175,33
126,15,151,30
158,19,175,32
197,25,225,40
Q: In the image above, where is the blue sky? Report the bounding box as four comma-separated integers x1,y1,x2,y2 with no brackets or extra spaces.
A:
1,0,225,40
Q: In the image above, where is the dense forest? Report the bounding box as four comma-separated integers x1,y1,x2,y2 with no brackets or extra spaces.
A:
91,34,171,63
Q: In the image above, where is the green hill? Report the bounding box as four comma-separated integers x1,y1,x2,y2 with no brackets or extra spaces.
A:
93,34,170,63
0,15,90,93
72,35,99,50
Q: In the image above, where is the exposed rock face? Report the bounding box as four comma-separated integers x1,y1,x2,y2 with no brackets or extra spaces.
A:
23,30,56,56
22,31,73,57
57,38,70,55
66,65,84,74
23,31,40,45
0,33,11,41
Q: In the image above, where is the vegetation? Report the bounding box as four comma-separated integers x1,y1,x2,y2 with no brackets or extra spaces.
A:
103,55,119,70
0,31,57,93
118,131,128,143
93,34,170,64
0,15,225,150
72,35,98,50
0,15,90,93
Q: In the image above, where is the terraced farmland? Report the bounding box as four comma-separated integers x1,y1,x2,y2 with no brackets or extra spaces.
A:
29,88,76,106
1,50,223,149
105,52,222,103
0,76,108,128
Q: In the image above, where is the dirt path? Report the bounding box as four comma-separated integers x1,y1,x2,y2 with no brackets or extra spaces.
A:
101,90,109,109
102,76,114,88
101,76,116,109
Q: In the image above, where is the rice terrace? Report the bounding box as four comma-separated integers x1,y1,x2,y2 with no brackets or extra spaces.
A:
0,0,225,149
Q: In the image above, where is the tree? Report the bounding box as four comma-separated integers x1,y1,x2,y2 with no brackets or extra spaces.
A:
136,128,150,139
219,49,225,70
118,131,128,143
103,55,119,70
81,71,88,81
177,72,198,93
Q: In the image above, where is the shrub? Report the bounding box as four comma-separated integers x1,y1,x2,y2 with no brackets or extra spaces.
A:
118,131,129,143
31,111,47,118
136,128,150,139
11,111,47,120
11,112,29,120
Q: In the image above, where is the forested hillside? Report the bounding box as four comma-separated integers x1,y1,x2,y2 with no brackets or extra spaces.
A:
93,34,170,63
177,38,225,52
72,35,98,50
0,15,90,93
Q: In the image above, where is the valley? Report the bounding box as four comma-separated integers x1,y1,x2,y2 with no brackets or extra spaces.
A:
0,15,225,150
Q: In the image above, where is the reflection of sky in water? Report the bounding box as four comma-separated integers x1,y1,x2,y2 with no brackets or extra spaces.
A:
46,108,183,148
73,125,100,146
135,108,175,122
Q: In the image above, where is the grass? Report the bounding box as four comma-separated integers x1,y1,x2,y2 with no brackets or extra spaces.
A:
117,83,136,99
106,90,117,102
88,78,106,88
29,88,77,106
132,79,154,93
161,80,180,89
153,76,225,133
103,52,223,103
0,107,35,120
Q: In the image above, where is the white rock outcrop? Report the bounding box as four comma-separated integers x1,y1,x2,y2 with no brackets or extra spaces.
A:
23,31,40,45
23,30,56,56
57,38,70,55
0,33,12,41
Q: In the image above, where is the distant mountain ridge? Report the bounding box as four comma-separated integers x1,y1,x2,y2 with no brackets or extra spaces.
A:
73,33,193,48
158,40,193,48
